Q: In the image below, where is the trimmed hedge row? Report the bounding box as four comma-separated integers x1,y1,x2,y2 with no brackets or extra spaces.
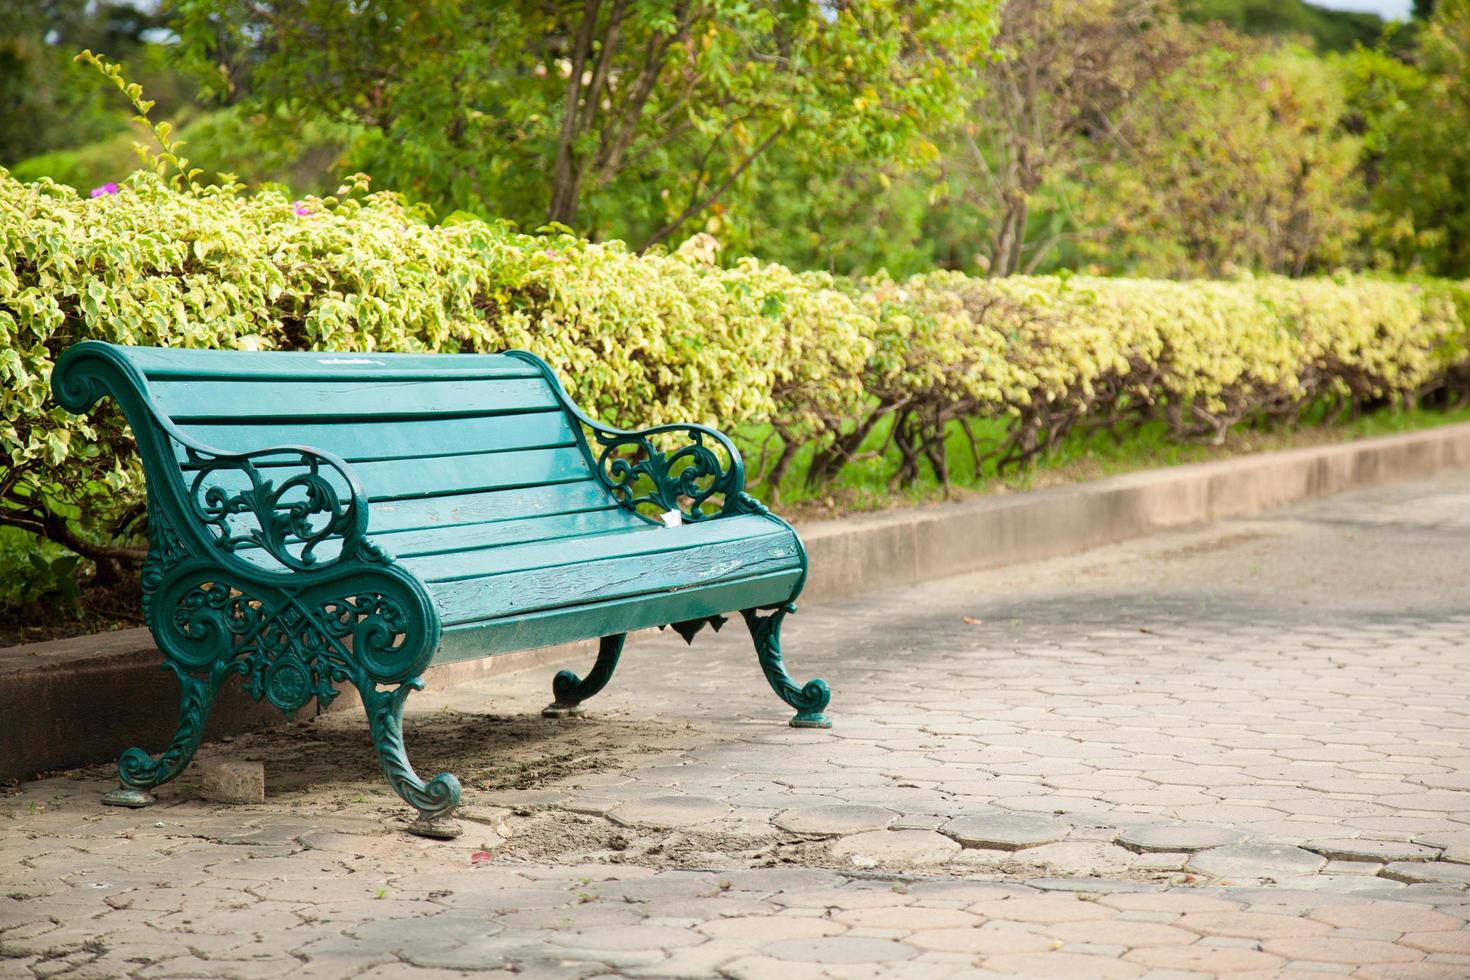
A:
3,169,1468,566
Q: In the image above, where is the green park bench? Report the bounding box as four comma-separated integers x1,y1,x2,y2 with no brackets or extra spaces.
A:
53,341,829,837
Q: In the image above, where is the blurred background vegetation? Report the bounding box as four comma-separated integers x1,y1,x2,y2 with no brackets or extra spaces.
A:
3,0,1467,282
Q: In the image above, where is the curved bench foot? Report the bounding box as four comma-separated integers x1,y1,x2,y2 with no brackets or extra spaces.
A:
106,665,223,806
742,605,832,729
542,633,626,718
358,679,462,827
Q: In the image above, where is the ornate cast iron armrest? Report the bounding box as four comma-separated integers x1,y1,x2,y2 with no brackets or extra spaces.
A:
502,349,757,523
586,421,753,523
179,443,381,573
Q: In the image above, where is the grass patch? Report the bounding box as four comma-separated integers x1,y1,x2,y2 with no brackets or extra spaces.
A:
744,401,1470,522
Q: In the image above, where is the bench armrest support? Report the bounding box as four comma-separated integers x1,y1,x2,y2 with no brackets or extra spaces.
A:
179,443,380,572
504,349,757,523
589,421,752,523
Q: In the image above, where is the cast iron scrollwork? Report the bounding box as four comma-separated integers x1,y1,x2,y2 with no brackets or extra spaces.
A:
590,423,746,523
181,445,378,573
743,603,831,729
116,557,458,823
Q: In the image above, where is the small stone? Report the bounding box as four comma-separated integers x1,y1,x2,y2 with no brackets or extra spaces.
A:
774,804,896,836
941,811,1069,850
1187,844,1326,880
1381,861,1470,885
1116,824,1247,854
200,761,265,805
1305,839,1441,863
829,830,961,867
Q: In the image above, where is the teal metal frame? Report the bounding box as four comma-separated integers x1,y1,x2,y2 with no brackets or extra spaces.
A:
52,341,828,836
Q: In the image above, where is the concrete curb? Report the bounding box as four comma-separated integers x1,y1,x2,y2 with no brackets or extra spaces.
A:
794,421,1470,603
6,421,1470,780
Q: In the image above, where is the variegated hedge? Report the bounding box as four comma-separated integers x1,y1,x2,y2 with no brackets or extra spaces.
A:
2,168,1468,579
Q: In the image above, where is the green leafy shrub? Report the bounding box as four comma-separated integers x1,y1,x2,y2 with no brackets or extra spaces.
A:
2,163,1468,603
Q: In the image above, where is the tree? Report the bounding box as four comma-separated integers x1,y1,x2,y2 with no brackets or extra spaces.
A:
173,0,998,248
1083,37,1365,277
947,0,1190,277
1347,0,1470,276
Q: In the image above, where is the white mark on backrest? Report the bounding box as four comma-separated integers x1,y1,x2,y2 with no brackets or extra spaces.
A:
317,358,386,365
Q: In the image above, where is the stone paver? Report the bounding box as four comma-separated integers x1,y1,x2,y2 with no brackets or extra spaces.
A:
1306,839,1444,863
1187,844,1328,880
1383,862,1470,885
940,811,1070,850
1117,823,1248,853
830,829,961,866
6,470,1470,976
773,803,896,836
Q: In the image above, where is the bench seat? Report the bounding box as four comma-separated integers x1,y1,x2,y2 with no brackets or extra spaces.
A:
53,341,830,837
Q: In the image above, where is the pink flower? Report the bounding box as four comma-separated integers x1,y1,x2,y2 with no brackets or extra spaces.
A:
293,202,312,216
90,183,119,198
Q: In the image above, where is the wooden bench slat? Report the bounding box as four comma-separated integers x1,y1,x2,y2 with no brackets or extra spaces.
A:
127,345,534,379
435,569,805,660
429,526,801,625
381,507,647,559
180,444,593,502
172,411,577,463
367,482,616,534
400,515,786,583
149,376,560,422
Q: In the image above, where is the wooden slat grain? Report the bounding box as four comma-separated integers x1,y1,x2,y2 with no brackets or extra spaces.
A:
429,531,801,624
173,411,576,463
381,507,646,558
434,569,804,658
150,376,559,422
400,515,786,582
367,482,617,534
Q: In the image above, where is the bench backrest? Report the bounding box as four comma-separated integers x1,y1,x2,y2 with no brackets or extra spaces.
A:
78,345,639,568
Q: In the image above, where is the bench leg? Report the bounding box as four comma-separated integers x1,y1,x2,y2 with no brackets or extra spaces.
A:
543,633,626,718
356,679,464,838
104,662,225,808
742,604,831,729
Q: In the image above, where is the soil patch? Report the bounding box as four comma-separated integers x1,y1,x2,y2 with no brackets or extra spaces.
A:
0,575,141,649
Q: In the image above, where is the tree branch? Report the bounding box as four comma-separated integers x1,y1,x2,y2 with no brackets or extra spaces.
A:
638,124,786,250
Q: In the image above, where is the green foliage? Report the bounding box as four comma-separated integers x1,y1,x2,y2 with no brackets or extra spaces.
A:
0,3,193,165
1344,0,1470,277
0,168,872,566
10,105,351,199
0,528,81,614
4,169,1468,575
1084,42,1365,277
171,0,999,248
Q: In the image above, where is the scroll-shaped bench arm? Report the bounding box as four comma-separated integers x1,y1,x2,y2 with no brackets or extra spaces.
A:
51,341,383,578
504,350,754,523
177,442,382,573
587,421,753,523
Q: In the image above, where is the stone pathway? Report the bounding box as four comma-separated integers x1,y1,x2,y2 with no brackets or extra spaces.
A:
6,470,1470,977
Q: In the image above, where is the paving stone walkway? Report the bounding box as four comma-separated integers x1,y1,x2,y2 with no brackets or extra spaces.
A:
6,470,1470,977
